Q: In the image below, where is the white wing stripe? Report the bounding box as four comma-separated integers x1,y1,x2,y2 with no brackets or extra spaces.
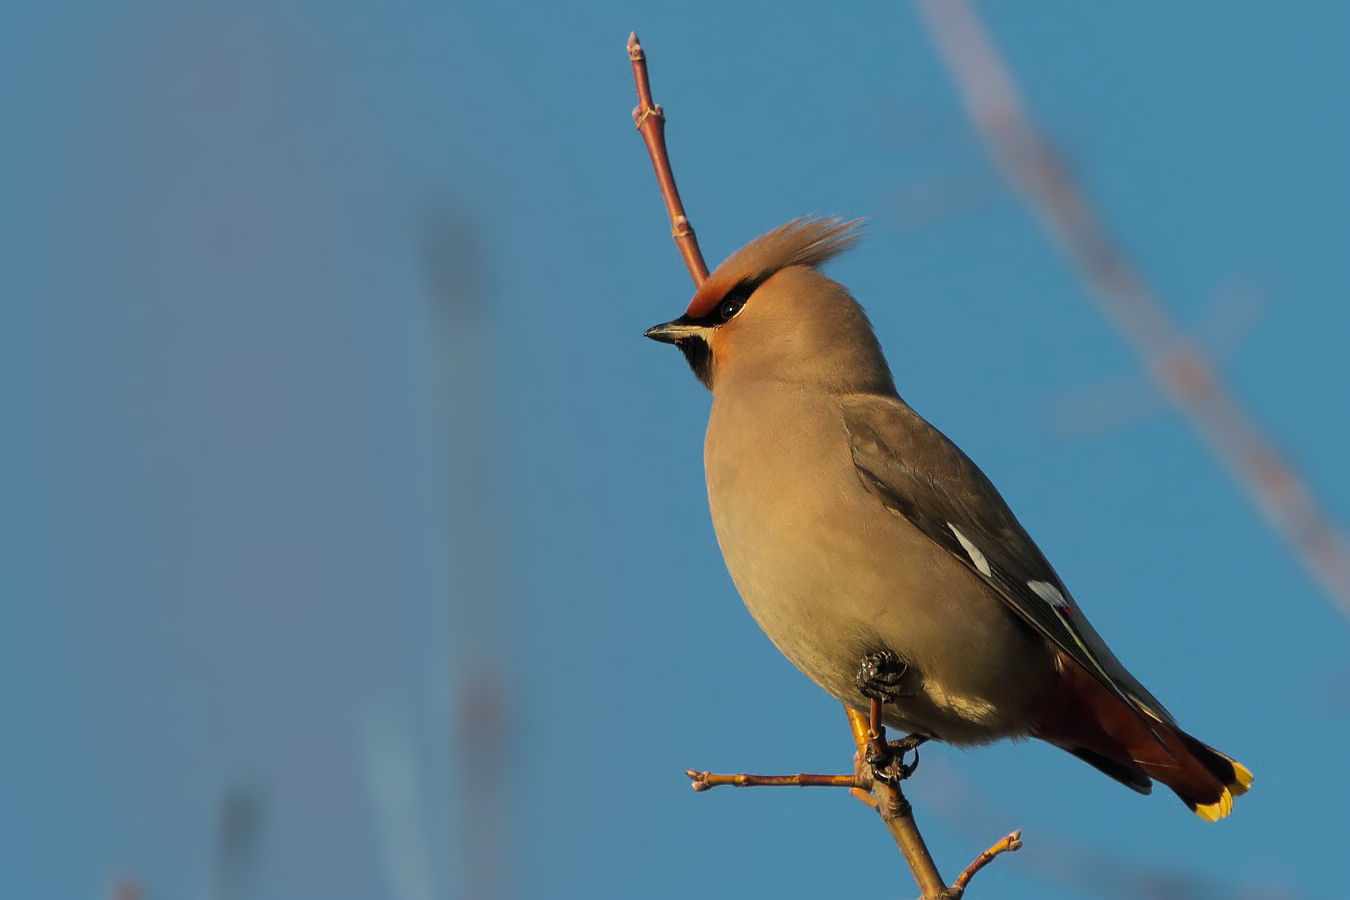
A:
1027,579,1070,608
947,523,992,577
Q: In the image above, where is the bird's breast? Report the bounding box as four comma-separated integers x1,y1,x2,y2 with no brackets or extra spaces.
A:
702,382,1051,742
704,386,905,682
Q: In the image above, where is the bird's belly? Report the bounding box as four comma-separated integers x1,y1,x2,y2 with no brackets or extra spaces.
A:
707,439,1052,744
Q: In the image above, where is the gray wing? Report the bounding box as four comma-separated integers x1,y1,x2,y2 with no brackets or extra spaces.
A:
840,392,1172,735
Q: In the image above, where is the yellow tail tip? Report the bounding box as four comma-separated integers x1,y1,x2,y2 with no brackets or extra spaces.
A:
1191,759,1253,821
1193,787,1235,822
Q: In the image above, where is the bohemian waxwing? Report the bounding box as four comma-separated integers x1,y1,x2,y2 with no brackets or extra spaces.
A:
644,217,1252,820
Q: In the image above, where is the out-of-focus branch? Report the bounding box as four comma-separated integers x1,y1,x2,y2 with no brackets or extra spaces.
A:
111,879,142,900
210,785,263,900
628,33,709,286
418,206,514,900
914,0,1350,620
362,715,438,900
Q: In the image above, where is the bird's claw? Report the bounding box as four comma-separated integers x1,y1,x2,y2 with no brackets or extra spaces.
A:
865,734,927,785
855,649,915,703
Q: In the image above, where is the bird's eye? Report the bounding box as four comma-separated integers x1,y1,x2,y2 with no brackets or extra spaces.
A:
718,297,744,321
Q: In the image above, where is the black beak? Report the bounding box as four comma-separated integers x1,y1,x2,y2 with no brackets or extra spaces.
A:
643,316,700,344
644,315,714,388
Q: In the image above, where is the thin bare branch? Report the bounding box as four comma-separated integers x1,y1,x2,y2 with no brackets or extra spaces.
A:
950,831,1024,897
628,32,710,286
687,770,864,790
914,0,1350,620
689,708,1018,898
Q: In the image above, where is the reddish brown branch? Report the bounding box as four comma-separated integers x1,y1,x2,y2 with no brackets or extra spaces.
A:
628,33,710,286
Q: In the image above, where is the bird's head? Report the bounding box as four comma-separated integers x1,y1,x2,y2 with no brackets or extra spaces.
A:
644,217,893,394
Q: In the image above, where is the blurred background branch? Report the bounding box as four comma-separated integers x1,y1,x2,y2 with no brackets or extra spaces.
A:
914,0,1350,621
210,785,264,900
419,205,515,900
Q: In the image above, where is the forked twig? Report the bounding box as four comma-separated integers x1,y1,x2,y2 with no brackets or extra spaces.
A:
848,706,1019,899
680,704,1020,898
629,34,1020,900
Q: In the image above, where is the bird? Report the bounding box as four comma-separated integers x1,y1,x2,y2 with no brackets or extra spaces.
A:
643,217,1251,820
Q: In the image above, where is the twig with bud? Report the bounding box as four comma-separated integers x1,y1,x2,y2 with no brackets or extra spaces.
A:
627,33,709,286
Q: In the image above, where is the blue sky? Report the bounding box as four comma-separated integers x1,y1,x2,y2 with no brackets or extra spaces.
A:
2,3,1347,899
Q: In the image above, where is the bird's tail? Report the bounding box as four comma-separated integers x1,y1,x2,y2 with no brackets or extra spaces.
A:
1166,729,1254,821
1035,657,1253,821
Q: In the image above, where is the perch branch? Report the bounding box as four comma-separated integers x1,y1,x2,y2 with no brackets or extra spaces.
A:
628,33,710,285
687,770,863,790
630,33,1019,900
848,706,948,900
689,707,1022,899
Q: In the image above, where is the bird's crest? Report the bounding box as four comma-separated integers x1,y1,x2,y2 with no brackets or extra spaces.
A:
685,217,864,318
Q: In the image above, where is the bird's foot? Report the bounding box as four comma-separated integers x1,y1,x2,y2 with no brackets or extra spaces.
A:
864,733,928,785
855,649,915,704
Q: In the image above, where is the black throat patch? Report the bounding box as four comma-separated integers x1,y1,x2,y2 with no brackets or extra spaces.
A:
677,334,713,389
